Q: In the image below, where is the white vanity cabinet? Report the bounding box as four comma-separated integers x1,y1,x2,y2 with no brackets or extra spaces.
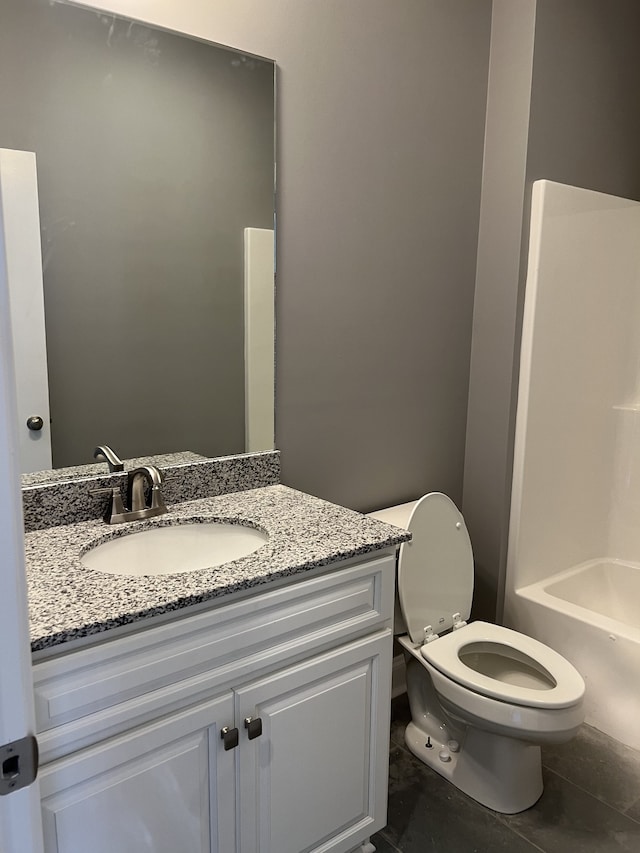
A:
32,553,395,853
39,692,236,853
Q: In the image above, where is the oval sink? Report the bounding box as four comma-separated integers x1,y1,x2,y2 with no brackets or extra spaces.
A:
81,522,268,577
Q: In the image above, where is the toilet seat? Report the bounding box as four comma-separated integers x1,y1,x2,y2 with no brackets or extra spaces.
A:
396,492,474,643
420,621,585,709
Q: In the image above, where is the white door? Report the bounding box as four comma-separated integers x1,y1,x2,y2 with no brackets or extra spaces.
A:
0,148,52,473
236,632,392,853
0,171,45,850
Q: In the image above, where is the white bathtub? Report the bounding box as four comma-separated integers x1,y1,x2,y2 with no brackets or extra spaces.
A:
507,559,640,750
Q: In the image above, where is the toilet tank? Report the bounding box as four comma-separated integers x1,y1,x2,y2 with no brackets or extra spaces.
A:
367,501,418,635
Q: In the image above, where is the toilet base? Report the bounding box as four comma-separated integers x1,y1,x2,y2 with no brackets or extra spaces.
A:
405,718,543,814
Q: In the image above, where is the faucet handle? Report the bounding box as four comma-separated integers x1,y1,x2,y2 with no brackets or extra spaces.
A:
146,466,168,514
89,487,128,524
149,482,168,513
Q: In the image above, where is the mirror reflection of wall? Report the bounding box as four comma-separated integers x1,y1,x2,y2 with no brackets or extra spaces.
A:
0,0,275,470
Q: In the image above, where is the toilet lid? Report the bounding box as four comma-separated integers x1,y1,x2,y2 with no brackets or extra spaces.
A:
398,492,473,645
421,622,585,709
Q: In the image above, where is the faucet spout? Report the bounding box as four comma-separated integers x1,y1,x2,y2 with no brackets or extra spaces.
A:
126,465,168,518
93,444,124,472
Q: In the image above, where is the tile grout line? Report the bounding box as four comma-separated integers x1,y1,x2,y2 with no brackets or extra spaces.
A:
621,791,640,823
494,816,548,853
540,765,640,826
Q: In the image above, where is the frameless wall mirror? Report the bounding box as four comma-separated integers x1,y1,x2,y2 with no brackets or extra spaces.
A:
0,0,275,477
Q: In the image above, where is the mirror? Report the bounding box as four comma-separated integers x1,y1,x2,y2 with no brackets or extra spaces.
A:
0,0,275,478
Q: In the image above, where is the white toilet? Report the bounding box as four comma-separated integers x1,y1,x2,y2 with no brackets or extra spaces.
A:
368,492,585,814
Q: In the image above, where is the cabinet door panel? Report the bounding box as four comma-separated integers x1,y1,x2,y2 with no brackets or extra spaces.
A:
237,631,392,853
40,694,235,853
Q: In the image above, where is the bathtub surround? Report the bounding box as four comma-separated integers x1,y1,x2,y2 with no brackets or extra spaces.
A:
21,451,281,532
505,180,640,750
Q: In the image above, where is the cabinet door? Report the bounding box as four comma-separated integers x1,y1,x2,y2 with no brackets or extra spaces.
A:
39,694,236,853
237,631,392,853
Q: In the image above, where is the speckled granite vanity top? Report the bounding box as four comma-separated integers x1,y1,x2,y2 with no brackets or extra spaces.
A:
25,484,409,653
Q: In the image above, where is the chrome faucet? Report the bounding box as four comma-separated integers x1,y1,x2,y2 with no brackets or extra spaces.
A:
93,444,124,473
91,465,168,524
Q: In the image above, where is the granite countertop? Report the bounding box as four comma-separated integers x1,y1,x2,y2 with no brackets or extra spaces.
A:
25,484,410,653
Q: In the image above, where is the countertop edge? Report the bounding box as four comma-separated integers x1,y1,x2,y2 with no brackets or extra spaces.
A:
26,485,410,653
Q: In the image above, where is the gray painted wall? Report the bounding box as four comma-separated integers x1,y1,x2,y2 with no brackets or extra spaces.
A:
72,0,493,511
1,0,274,466
527,0,640,198
268,1,492,511
464,0,640,621
462,0,536,622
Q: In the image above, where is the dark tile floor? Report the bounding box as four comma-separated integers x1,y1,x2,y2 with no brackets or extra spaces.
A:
371,696,640,853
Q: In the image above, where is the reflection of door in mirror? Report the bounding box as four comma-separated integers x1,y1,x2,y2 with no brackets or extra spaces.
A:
0,0,275,473
0,149,52,473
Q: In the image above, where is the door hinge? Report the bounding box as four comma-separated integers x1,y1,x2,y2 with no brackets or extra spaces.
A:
0,735,39,795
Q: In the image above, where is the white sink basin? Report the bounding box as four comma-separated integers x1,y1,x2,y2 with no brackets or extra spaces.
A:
81,522,269,577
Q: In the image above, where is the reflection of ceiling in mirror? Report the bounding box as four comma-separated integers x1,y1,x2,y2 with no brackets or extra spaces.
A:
0,0,275,476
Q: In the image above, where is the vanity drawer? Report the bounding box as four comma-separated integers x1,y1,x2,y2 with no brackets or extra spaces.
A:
33,554,395,738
